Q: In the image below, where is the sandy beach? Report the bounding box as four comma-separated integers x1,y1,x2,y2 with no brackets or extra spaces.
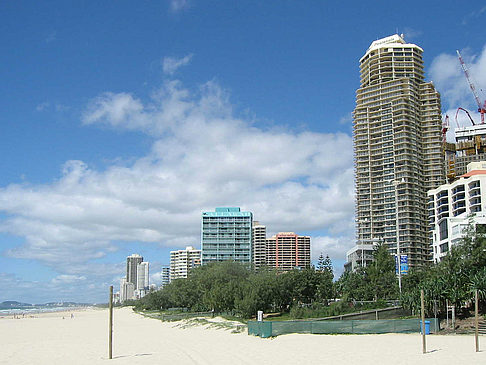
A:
0,307,484,364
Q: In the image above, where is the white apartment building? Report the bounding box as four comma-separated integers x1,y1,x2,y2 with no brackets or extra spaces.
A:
353,34,444,268
121,254,149,301
120,278,135,303
252,221,267,270
134,261,150,299
344,241,376,272
428,161,486,263
136,262,149,290
169,246,201,282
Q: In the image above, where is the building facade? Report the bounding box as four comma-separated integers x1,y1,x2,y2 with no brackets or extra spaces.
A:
137,262,149,290
201,207,253,265
122,254,149,301
428,161,486,263
160,266,170,288
445,124,486,181
119,278,135,303
344,241,376,272
353,34,444,268
266,232,311,272
126,254,143,287
252,221,267,270
169,246,201,281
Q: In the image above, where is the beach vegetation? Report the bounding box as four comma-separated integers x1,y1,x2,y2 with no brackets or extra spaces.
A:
400,219,486,317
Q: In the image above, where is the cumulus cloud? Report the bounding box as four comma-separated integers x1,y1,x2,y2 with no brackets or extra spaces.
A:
51,274,86,285
0,78,355,301
430,45,486,121
162,54,193,75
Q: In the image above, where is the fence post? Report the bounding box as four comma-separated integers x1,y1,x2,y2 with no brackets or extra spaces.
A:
446,299,449,328
109,285,113,360
421,289,426,354
475,289,479,353
452,305,455,331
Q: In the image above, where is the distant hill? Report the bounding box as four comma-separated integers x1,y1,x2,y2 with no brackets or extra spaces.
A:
0,301,33,309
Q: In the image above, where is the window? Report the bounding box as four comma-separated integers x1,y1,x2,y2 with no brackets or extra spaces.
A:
439,220,448,241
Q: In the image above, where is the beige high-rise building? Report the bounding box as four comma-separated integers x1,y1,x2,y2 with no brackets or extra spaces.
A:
169,246,201,282
354,34,444,268
266,232,311,272
252,221,267,270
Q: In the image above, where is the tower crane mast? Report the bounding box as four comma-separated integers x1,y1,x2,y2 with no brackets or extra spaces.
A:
457,50,486,123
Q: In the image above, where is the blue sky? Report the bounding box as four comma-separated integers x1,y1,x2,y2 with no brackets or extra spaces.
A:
1,1,486,303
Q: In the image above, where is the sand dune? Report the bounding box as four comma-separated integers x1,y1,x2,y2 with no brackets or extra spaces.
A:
0,306,484,364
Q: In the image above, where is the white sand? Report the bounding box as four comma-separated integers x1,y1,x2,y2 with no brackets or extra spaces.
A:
0,307,484,364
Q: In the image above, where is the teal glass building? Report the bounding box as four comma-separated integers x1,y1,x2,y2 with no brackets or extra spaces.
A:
201,207,253,265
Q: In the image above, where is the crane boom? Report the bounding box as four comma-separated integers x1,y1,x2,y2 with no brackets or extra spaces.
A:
457,50,486,123
455,107,476,126
441,115,449,144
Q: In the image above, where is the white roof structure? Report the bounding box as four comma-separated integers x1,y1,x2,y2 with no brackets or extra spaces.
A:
360,34,423,62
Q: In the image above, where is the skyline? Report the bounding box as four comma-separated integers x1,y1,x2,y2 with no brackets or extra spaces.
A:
1,1,486,303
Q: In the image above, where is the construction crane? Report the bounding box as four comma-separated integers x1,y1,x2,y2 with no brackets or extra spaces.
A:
455,107,476,126
441,114,449,144
457,50,486,123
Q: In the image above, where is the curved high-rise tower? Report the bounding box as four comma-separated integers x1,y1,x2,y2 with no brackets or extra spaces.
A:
353,34,444,268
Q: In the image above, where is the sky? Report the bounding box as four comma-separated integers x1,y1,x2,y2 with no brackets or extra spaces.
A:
1,0,486,304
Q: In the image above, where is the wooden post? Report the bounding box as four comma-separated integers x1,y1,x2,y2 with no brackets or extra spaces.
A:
475,289,479,353
446,299,449,328
109,285,113,360
452,305,455,331
421,289,426,354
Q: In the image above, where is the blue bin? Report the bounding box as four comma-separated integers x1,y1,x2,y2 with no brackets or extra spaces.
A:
420,320,430,335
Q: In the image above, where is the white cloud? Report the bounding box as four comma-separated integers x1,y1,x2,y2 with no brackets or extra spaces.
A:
0,78,356,301
162,54,193,75
312,235,354,262
169,0,190,13
402,27,422,41
36,102,50,111
51,274,86,285
430,45,486,119
338,112,352,125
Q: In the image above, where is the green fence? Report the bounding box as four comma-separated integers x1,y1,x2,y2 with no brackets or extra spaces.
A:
159,311,215,321
248,318,440,338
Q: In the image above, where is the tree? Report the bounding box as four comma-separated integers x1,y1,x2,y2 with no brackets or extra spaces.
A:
316,253,326,272
316,255,335,302
365,242,398,300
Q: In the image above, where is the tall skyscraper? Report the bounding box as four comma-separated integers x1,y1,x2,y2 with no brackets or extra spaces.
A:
353,34,444,268
126,254,143,286
169,246,201,281
136,261,149,290
252,221,267,270
201,207,253,265
266,232,311,272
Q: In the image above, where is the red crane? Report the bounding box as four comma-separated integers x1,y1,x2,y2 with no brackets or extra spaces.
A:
455,107,476,126
457,50,486,123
